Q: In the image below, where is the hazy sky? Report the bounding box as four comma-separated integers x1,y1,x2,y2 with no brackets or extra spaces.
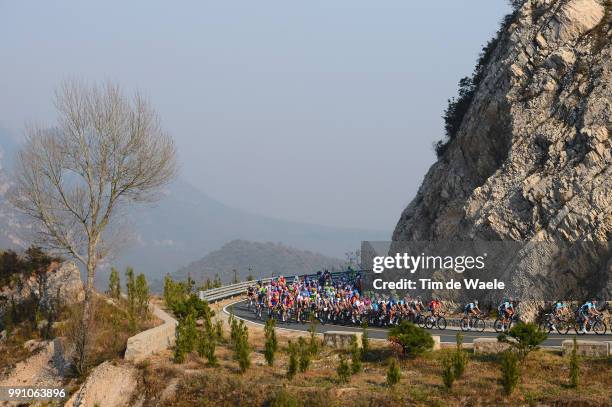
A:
0,1,510,231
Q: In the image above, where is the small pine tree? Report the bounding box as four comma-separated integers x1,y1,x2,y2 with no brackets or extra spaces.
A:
569,336,579,388
453,332,468,379
442,353,455,390
308,319,319,356
125,267,136,315
298,337,310,372
264,318,278,366
500,351,520,395
386,358,401,387
361,322,370,358
108,267,121,298
336,355,351,384
235,321,251,373
350,335,362,374
215,319,224,341
135,273,150,317
174,314,197,363
287,341,299,380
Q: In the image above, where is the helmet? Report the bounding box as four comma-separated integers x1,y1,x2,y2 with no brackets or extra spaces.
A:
474,300,478,305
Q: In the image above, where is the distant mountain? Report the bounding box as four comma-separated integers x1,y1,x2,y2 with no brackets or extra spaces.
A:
0,131,388,288
170,239,345,287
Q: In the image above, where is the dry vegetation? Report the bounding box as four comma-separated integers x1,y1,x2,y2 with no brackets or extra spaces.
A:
131,321,612,407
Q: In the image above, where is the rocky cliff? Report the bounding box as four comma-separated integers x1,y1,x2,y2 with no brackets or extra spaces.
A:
393,0,610,298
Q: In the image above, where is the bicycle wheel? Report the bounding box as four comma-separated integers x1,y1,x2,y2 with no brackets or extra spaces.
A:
592,321,606,335
556,320,570,335
473,318,485,332
425,317,434,329
460,317,469,331
574,321,586,335
437,317,447,330
416,314,426,328
493,318,505,333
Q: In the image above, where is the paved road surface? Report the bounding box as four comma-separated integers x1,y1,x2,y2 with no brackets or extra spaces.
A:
228,300,611,347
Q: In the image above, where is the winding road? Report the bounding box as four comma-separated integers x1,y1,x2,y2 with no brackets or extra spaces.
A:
226,300,612,347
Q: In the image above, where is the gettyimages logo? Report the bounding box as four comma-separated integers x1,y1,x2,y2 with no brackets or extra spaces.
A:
372,252,487,274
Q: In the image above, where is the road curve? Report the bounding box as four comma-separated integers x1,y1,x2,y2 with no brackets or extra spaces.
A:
226,300,611,347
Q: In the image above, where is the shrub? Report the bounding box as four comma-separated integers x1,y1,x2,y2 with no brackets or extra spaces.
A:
388,321,434,357
298,337,310,372
386,358,401,387
235,321,251,373
269,389,300,407
350,336,362,374
336,355,351,384
453,332,468,379
287,340,299,380
264,318,278,366
500,351,520,395
361,322,370,358
308,319,319,356
498,322,547,361
163,276,190,310
569,336,579,388
196,327,217,366
215,319,223,341
107,267,121,299
174,313,197,363
442,353,455,390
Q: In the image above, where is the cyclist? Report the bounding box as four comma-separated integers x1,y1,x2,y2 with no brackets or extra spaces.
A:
498,297,515,329
552,300,568,319
579,299,600,333
464,300,480,317
428,297,442,318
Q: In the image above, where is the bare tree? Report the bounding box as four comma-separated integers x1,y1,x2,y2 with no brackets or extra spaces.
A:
10,80,177,356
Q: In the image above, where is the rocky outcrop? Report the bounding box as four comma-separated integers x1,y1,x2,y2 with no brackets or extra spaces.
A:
0,261,84,314
394,0,610,241
64,361,138,407
393,1,610,299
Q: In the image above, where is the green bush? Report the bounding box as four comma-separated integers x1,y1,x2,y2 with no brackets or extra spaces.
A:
500,351,520,395
287,340,299,380
336,355,351,384
269,389,300,407
569,336,579,388
350,336,362,374
453,332,468,379
107,267,121,299
386,358,401,387
388,321,434,357
264,318,278,366
308,320,319,356
498,322,547,361
361,322,370,358
441,353,455,390
197,330,218,366
234,321,251,373
298,337,310,372
215,319,224,341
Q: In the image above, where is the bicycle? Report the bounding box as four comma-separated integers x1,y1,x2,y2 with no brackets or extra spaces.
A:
539,313,570,335
494,313,519,333
461,313,486,332
574,314,607,335
425,313,447,330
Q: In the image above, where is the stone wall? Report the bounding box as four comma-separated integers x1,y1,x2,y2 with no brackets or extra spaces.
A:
561,340,610,358
473,338,511,355
124,304,177,363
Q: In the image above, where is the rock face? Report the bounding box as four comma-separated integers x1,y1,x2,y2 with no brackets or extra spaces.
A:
393,1,610,298
0,261,84,311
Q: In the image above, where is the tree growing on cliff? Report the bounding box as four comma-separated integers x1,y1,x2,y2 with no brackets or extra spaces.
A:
9,80,177,371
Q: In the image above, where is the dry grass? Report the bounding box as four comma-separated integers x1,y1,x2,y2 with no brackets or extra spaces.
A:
131,320,612,407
